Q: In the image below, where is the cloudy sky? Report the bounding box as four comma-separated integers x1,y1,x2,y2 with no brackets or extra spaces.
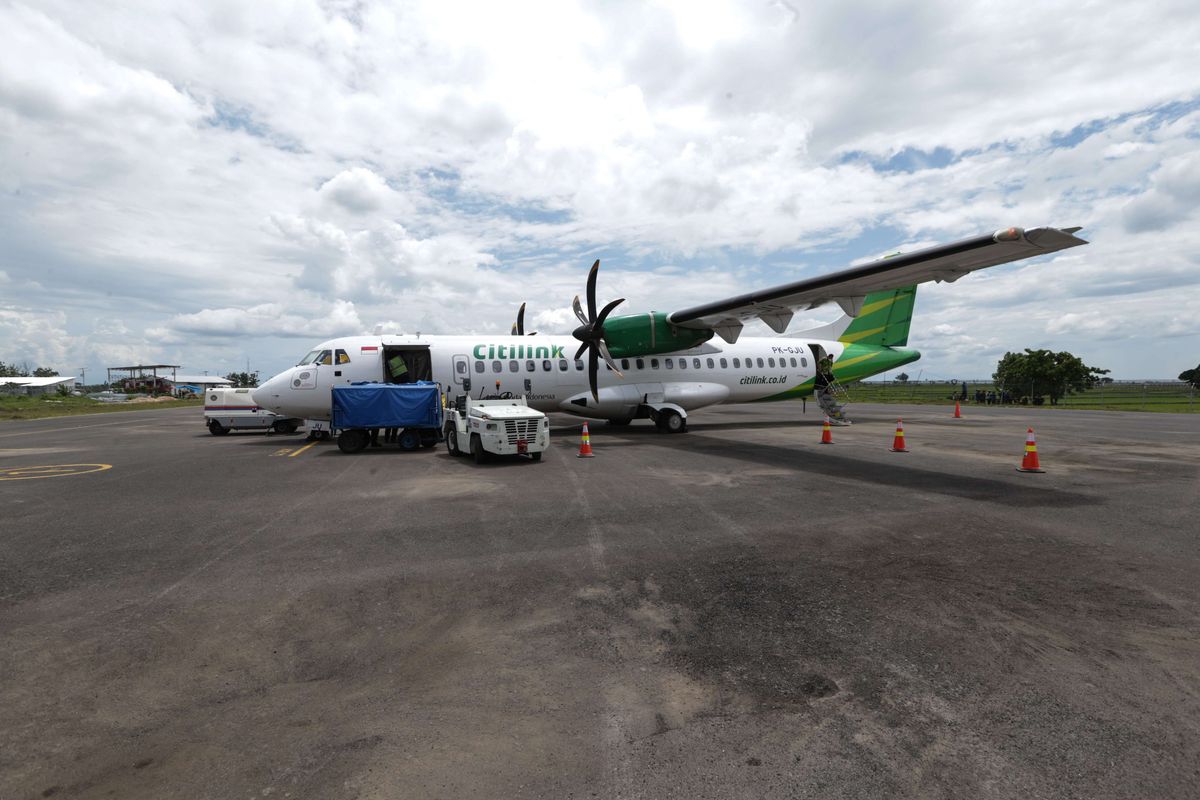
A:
2,0,1198,384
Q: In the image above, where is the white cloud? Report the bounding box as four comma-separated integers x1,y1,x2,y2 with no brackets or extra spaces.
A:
1,0,1199,382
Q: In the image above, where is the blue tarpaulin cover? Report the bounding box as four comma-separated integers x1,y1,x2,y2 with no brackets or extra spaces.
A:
331,382,443,429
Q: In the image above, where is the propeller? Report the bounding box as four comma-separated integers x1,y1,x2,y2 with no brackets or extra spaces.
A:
571,259,625,402
510,302,536,336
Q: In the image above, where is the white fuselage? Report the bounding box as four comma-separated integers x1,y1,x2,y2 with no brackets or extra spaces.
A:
253,334,843,422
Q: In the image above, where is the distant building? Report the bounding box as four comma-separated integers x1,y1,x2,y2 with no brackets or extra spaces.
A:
0,376,77,396
166,375,233,396
106,364,233,396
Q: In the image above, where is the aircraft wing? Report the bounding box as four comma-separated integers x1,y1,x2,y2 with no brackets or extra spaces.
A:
667,226,1087,342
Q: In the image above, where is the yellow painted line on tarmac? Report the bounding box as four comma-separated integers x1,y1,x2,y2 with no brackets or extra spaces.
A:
288,440,320,458
0,463,113,481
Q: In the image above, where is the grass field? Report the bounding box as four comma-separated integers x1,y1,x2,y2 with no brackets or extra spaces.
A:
0,395,203,421
847,380,1197,413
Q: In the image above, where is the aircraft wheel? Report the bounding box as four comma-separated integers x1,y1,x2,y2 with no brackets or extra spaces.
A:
470,434,489,464
337,429,369,453
658,410,685,434
398,430,421,451
446,428,460,456
208,420,229,436
607,417,633,426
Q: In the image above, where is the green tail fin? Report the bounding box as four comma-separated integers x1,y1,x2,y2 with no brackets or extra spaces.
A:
838,286,918,347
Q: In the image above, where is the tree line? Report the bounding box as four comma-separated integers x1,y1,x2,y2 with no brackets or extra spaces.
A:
0,362,59,377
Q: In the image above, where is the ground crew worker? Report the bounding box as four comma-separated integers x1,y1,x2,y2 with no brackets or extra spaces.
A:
816,352,834,388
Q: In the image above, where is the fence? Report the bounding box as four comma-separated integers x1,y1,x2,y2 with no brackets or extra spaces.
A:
847,380,1196,412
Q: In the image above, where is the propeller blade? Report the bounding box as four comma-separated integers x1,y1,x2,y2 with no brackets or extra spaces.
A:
595,297,625,327
586,260,599,321
598,339,623,378
510,322,518,335
574,341,589,362
572,295,589,327
588,348,599,403
515,302,526,336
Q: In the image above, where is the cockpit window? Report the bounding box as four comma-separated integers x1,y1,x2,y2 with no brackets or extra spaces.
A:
335,349,351,364
297,349,333,366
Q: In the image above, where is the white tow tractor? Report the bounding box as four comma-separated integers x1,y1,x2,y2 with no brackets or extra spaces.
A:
444,387,549,464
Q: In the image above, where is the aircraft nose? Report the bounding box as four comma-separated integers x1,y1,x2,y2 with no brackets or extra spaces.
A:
252,371,287,412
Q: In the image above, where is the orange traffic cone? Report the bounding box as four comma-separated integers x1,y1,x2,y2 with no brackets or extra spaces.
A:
890,419,908,452
1016,427,1044,473
577,422,595,458
954,401,963,419
820,417,833,444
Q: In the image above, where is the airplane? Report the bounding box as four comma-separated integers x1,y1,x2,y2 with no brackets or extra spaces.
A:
253,225,1087,433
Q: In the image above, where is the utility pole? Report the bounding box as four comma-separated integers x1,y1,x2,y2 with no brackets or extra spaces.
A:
79,367,85,387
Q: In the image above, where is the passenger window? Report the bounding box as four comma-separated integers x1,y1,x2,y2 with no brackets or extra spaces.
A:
336,349,351,364
526,360,535,372
492,360,502,373
694,358,702,369
456,361,467,374
509,360,519,372
621,359,630,370
559,359,568,371
651,358,660,369
732,358,740,368
678,359,686,370
768,357,775,368
665,358,674,369
719,358,727,368
790,358,798,368
474,361,485,373
575,359,585,371
801,357,808,367
757,358,765,368
636,358,645,370
542,360,552,371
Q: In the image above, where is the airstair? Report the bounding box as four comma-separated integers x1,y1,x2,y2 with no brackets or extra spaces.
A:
816,379,851,424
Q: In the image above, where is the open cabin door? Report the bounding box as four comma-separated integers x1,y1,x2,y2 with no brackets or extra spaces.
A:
381,346,433,384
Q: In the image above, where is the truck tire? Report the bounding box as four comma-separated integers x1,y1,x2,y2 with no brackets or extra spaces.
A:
208,420,229,436
530,451,542,462
470,434,488,464
657,409,686,434
337,429,369,453
446,428,460,456
398,430,421,451
272,420,299,434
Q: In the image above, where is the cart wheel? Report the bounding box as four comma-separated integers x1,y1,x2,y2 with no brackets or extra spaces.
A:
273,420,299,434
337,429,368,453
208,420,229,436
470,434,488,464
420,430,439,448
446,428,460,456
398,430,421,451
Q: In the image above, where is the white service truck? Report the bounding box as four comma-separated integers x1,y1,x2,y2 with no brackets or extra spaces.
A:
204,387,303,436
444,392,549,463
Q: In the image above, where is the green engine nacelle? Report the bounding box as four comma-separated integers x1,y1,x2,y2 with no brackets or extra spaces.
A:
601,312,714,358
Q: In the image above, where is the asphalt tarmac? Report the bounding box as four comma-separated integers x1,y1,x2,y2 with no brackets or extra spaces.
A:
2,402,1199,799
